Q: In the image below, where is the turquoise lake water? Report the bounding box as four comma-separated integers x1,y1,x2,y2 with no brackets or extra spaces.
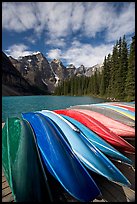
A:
2,95,107,122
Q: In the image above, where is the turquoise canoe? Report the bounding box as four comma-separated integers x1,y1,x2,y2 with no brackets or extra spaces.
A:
40,110,131,187
22,112,101,202
60,114,132,166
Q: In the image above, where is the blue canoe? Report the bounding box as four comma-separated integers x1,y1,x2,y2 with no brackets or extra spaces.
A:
22,112,101,202
60,114,132,166
40,110,131,187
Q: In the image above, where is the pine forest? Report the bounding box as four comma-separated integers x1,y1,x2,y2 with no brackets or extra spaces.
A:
55,36,135,101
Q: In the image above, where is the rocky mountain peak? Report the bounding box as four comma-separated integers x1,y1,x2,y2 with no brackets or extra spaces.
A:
66,64,76,69
74,64,86,76
52,59,61,64
3,50,104,95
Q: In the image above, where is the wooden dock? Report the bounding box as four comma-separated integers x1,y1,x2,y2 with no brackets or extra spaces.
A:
2,123,135,202
2,170,14,202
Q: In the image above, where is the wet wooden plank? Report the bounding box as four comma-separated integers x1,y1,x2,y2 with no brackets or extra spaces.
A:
2,186,12,197
2,193,14,202
2,181,9,189
2,170,14,202
2,176,6,182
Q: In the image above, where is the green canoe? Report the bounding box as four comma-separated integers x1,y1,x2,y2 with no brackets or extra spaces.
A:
2,117,53,202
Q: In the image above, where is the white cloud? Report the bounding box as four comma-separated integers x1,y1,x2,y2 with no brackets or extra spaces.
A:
83,2,111,37
6,41,113,67
2,2,135,42
45,38,66,47
5,44,35,59
106,3,135,41
2,2,38,32
47,41,113,67
2,2,135,67
47,49,62,59
83,2,135,42
25,36,36,44
71,2,85,32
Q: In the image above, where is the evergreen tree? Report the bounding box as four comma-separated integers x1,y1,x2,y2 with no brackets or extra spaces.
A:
108,42,119,98
99,56,107,96
121,35,128,97
115,36,128,98
125,36,135,101
54,35,133,101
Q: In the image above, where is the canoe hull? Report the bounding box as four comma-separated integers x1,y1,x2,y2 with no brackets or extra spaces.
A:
22,112,101,202
69,104,135,127
54,109,135,154
2,117,53,202
72,109,135,138
40,110,131,187
60,114,133,166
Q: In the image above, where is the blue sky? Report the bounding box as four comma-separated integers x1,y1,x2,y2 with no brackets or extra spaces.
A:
2,2,135,67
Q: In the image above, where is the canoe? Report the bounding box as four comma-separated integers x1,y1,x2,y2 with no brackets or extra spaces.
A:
110,103,135,112
102,103,135,114
54,109,135,154
95,104,135,121
71,109,135,138
22,112,101,202
59,114,133,166
69,104,135,127
40,110,131,187
95,101,135,108
125,101,135,106
2,117,53,202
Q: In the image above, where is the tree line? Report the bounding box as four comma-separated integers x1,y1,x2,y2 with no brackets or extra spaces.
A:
54,35,135,101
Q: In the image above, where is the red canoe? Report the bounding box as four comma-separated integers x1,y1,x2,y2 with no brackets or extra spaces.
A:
54,109,135,154
72,109,135,138
110,103,135,112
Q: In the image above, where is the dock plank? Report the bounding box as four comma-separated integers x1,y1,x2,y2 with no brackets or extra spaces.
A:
2,176,6,182
2,169,14,202
2,181,9,189
2,193,14,202
2,186,12,197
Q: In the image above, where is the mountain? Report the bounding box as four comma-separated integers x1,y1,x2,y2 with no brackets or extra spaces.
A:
3,51,103,95
85,64,103,77
50,59,67,86
66,64,76,78
2,51,42,96
9,52,55,93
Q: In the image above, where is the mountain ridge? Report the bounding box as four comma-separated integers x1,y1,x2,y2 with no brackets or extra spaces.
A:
3,51,103,95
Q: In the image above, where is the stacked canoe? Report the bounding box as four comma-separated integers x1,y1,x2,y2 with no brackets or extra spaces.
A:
2,101,135,202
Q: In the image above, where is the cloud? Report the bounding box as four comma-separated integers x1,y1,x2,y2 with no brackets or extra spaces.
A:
2,2,135,42
47,41,113,67
83,2,135,42
45,38,66,47
83,2,111,37
5,44,35,59
25,36,36,44
2,2,135,68
70,2,85,32
47,48,62,59
106,3,135,41
2,2,38,32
